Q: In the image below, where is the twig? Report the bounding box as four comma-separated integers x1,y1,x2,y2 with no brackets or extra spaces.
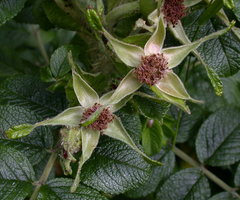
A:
33,26,49,65
173,146,240,199
30,152,58,200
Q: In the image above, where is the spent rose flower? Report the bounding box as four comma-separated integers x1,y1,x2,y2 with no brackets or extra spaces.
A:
162,0,186,26
5,52,161,193
103,14,232,113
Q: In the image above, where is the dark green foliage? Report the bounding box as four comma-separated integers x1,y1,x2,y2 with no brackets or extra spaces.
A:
0,0,240,199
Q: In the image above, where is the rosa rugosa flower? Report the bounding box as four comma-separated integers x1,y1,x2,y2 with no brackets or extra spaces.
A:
103,14,232,113
5,52,162,193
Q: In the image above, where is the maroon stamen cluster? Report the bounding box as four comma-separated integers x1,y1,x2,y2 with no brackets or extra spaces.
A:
162,0,186,26
81,103,114,131
134,53,168,86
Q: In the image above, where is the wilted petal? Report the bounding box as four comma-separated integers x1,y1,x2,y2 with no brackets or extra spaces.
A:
163,24,234,68
104,117,162,166
108,70,143,105
155,71,190,99
68,52,99,107
6,106,84,139
71,128,100,192
103,29,144,67
144,15,166,55
151,85,191,114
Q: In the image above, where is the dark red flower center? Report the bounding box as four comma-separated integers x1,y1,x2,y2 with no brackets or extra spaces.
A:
162,0,186,26
81,103,114,131
134,53,168,86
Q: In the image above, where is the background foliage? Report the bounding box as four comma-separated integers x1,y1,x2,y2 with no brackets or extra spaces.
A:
0,0,240,199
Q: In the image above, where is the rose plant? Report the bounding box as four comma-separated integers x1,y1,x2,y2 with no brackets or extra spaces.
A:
0,0,240,200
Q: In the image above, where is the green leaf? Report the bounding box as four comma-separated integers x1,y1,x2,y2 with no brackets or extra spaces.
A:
139,0,157,18
0,0,27,26
142,120,165,156
105,1,139,27
233,0,240,21
0,144,35,181
0,76,65,164
126,150,175,198
183,10,240,77
133,95,169,121
234,163,240,187
50,45,76,78
175,106,204,143
104,118,162,166
198,0,223,25
123,33,151,48
103,29,144,67
0,75,66,117
0,179,32,200
169,21,224,96
5,124,34,139
38,178,108,200
222,72,240,107
185,65,226,112
209,192,239,200
71,128,100,193
156,168,211,200
42,0,80,31
116,105,142,135
0,105,53,164
81,136,151,194
205,66,223,96
196,107,240,166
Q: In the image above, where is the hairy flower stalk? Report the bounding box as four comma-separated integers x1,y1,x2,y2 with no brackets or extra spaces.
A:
162,0,186,26
103,14,233,113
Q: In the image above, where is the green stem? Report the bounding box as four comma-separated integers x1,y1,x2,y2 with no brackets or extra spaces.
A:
173,111,182,147
30,152,58,200
105,1,140,27
173,147,240,199
33,27,49,65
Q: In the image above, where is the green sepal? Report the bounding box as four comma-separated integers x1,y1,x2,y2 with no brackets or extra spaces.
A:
151,86,191,114
144,14,166,55
68,52,99,107
104,118,163,166
5,124,35,139
108,70,143,105
103,29,144,67
71,128,100,193
164,22,234,69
